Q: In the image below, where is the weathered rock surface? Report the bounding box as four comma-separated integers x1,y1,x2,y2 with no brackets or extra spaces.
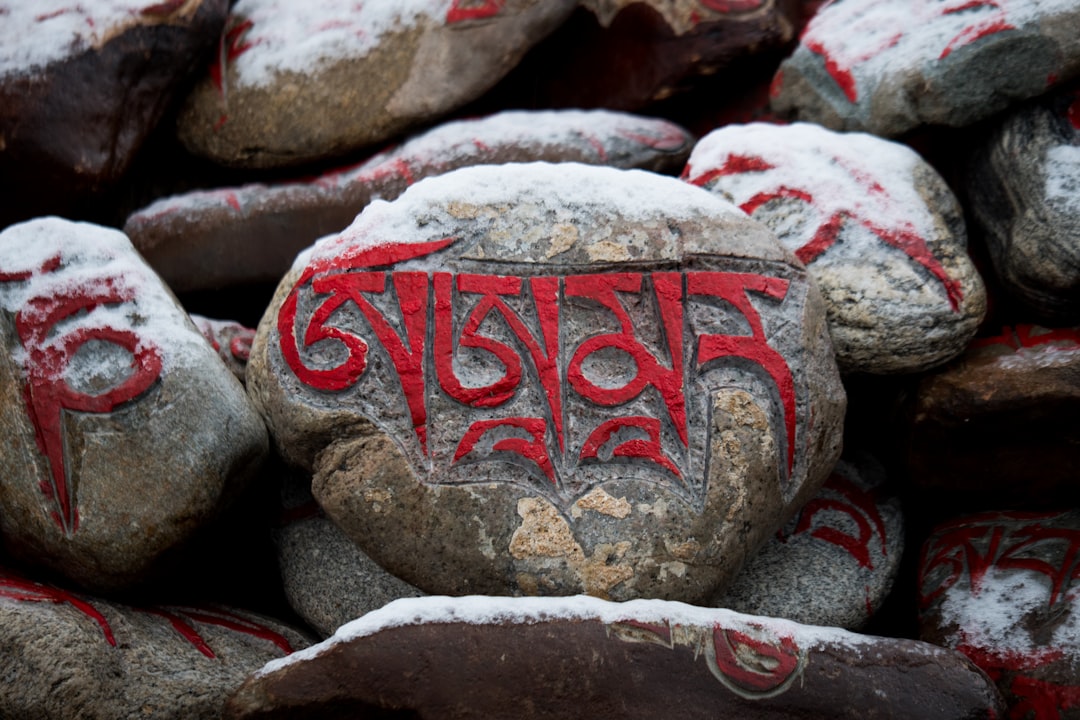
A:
0,565,311,720
684,122,985,374
225,595,1005,720
770,0,1080,137
192,314,256,383
247,162,845,603
126,109,695,292
714,452,903,630
967,84,1080,322
920,510,1080,718
276,471,423,638
0,218,268,591
0,0,228,226
903,324,1080,510
177,0,577,168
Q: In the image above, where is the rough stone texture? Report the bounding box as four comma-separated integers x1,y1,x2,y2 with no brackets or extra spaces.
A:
126,109,695,292
967,83,1080,323
225,595,1005,720
484,0,801,111
903,324,1080,510
247,162,845,604
276,471,423,638
0,218,268,591
0,565,312,720
0,0,228,227
714,452,904,630
684,122,986,374
177,0,577,168
919,510,1080,719
192,314,256,384
769,0,1080,138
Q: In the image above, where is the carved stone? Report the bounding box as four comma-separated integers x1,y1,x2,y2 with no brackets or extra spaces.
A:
247,162,845,603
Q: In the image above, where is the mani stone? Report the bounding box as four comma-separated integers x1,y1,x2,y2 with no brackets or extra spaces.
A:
714,452,904,630
967,84,1080,323
191,314,256,384
176,0,577,168
919,510,1080,719
684,122,986,374
769,0,1080,137
903,324,1080,511
0,0,227,226
495,0,800,111
0,218,268,592
225,595,1006,720
0,565,312,720
276,471,423,639
247,162,846,604
125,109,695,293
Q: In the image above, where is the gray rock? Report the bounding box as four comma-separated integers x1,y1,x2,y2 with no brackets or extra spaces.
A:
0,218,268,591
0,565,312,720
967,84,1080,322
770,0,1080,137
225,595,1006,720
126,109,695,292
714,453,904,630
276,472,423,638
685,122,986,374
247,162,845,604
177,0,577,168
191,314,255,383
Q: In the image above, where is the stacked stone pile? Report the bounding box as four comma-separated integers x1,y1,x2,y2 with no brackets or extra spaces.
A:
1,0,1079,717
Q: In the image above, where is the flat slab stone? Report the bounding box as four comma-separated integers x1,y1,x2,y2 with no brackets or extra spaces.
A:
967,83,1080,322
684,122,986,374
0,0,227,224
247,162,845,603
225,595,1005,719
920,510,1080,718
0,218,268,591
770,0,1080,137
125,109,695,292
0,565,311,720
904,324,1080,509
177,0,577,168
714,452,904,630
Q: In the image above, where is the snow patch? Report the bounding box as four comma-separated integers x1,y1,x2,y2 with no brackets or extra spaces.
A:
1045,143,1080,215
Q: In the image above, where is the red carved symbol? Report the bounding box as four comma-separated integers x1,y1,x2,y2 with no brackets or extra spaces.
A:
144,607,295,659
454,417,555,483
790,473,888,569
565,273,687,447
957,643,1077,720
710,624,802,695
799,0,1015,103
230,331,253,361
0,257,163,535
685,152,964,312
0,570,116,645
970,324,1080,351
210,17,256,98
699,0,766,13
581,417,681,478
688,272,796,478
446,0,504,24
615,124,689,153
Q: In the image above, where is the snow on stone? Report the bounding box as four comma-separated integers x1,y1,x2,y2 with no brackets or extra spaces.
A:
226,0,459,87
796,0,1077,105
684,122,937,257
1045,144,1080,215
257,594,887,677
0,0,177,78
303,162,745,270
0,218,212,375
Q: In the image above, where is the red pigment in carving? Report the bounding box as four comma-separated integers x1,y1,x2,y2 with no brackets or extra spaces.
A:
230,331,253,361
939,1,1013,59
957,643,1078,720
454,417,555,483
699,0,765,12
446,0,504,24
792,474,887,569
971,324,1080,351
616,125,688,153
210,18,256,95
167,607,295,655
0,571,116,645
712,626,801,693
581,416,682,478
0,258,162,535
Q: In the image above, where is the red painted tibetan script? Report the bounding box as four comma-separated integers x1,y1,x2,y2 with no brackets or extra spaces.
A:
280,240,802,498
0,257,162,535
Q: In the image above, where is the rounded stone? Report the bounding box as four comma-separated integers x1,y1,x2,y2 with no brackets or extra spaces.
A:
247,162,845,603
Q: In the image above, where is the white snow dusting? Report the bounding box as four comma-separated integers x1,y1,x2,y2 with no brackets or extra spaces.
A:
1045,143,1080,215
